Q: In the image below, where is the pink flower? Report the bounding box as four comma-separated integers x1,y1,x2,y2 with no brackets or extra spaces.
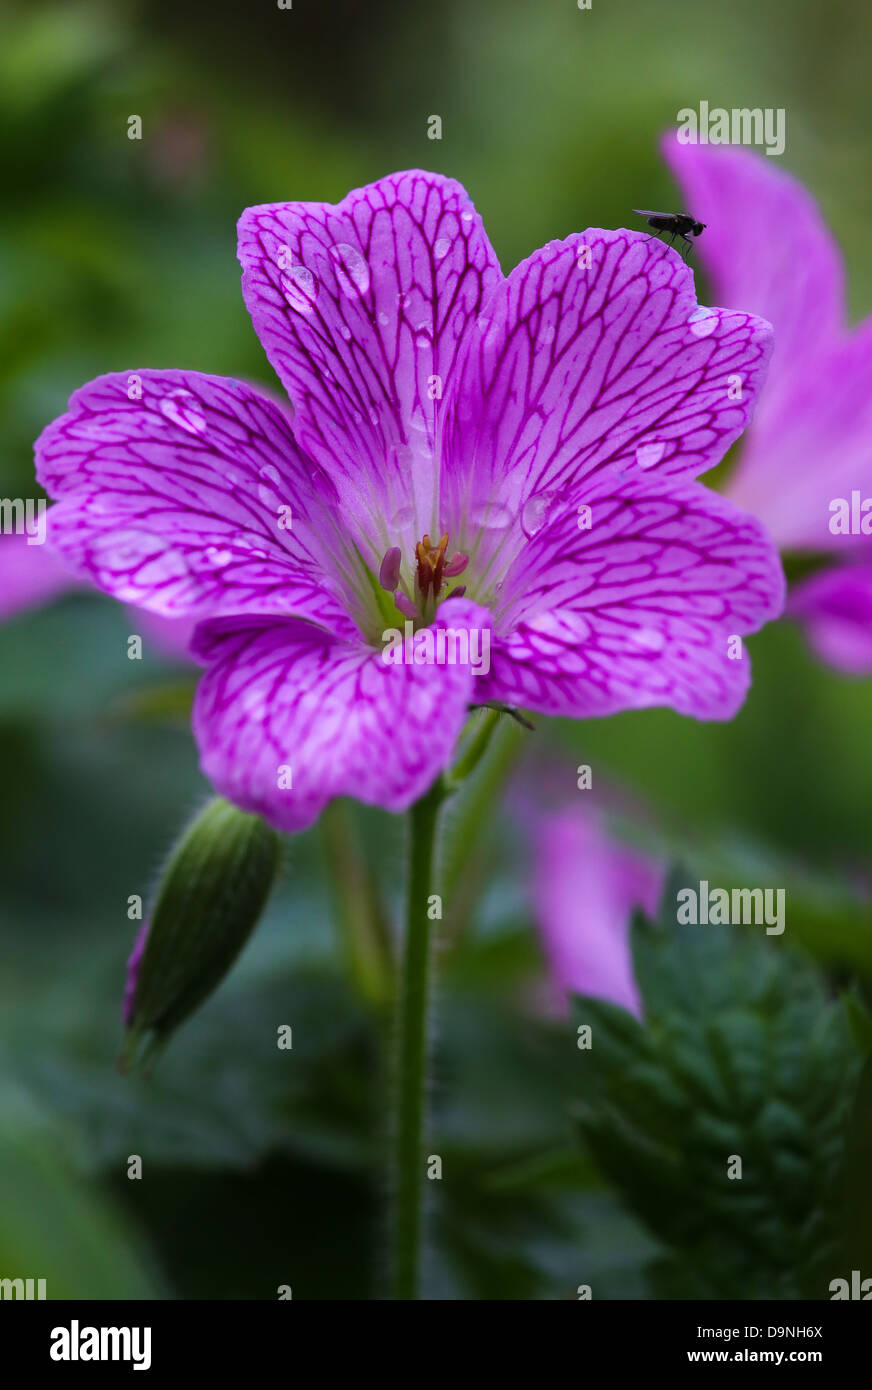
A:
531,806,663,1016
664,134,872,673
35,171,783,831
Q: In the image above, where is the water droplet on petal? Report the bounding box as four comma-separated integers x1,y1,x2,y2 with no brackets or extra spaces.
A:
460,208,474,224
635,440,666,470
331,242,371,298
339,325,352,341
159,389,206,436
470,500,514,531
205,546,233,568
391,506,415,529
281,264,318,314
257,463,284,508
688,305,717,338
377,310,390,326
434,236,451,261
521,491,556,537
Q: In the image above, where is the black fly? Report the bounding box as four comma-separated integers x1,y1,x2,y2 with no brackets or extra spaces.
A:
632,211,706,260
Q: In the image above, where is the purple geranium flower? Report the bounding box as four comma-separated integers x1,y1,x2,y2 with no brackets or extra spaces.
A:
531,805,663,1017
35,171,783,831
664,134,872,673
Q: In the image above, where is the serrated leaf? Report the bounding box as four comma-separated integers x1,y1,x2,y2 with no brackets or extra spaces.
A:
569,873,862,1299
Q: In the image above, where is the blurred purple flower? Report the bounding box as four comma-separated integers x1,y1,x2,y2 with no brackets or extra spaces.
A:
35,171,782,831
532,806,663,1016
0,530,197,662
664,134,872,673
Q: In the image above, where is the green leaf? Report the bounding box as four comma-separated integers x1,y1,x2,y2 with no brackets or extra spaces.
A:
569,871,862,1298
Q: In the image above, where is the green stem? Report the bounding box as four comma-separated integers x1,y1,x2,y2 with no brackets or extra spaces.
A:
321,801,392,1009
390,775,446,1300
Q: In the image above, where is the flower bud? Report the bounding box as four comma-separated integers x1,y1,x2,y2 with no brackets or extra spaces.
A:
121,798,281,1071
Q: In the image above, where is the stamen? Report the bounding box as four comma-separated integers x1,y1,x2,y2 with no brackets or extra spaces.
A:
379,546,402,592
442,552,469,578
394,590,418,619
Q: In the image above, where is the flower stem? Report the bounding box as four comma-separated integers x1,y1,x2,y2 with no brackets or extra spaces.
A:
390,774,446,1300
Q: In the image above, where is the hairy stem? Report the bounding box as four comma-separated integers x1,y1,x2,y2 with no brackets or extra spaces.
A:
389,775,446,1299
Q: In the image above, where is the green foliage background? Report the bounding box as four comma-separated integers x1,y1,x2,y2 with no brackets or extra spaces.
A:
1,0,871,1298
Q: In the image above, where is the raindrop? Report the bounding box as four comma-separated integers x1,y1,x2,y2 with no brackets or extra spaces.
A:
257,463,284,508
470,500,513,530
688,305,717,338
281,264,318,314
391,506,415,529
434,237,451,261
159,389,206,436
521,491,555,537
205,546,233,568
635,440,666,470
331,242,371,298
378,311,390,326
340,325,352,341
460,209,474,224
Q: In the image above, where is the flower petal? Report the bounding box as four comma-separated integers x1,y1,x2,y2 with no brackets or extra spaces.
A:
533,808,663,1016
481,474,784,720
191,599,492,832
0,530,78,620
662,134,872,552
661,132,844,420
728,324,872,550
35,370,354,634
788,563,872,674
238,170,502,561
442,227,772,539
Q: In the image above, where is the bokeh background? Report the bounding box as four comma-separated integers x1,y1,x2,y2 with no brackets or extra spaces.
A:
2,0,872,1299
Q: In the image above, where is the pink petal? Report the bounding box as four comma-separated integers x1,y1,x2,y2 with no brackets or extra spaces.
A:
661,132,844,422
787,563,872,674
190,598,492,832
663,134,872,553
482,474,784,720
533,808,663,1016
237,170,502,564
35,370,354,634
730,325,872,550
0,530,79,620
441,227,772,546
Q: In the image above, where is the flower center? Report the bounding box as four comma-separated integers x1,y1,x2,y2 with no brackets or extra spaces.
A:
378,532,469,626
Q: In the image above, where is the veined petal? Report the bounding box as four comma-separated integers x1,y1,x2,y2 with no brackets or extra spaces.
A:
238,170,503,563
481,475,784,720
35,370,354,635
191,598,492,832
661,132,844,424
662,134,872,552
441,227,772,543
787,563,872,674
